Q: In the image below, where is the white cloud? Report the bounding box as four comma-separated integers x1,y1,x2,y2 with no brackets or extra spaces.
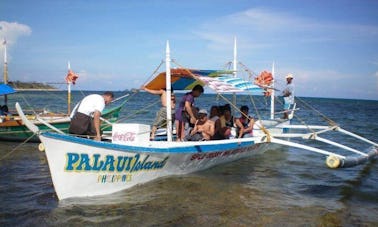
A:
226,8,312,31
189,7,378,100
0,21,32,47
272,67,378,99
194,8,378,50
0,21,31,69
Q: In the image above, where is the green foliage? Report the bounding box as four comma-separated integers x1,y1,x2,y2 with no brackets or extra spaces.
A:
8,81,56,90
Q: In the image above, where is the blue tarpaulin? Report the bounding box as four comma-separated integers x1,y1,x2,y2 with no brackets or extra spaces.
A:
0,84,16,95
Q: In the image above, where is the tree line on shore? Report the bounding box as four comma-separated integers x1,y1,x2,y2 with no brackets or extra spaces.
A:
8,81,57,90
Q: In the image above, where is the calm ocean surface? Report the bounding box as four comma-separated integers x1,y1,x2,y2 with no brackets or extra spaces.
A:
1,91,377,226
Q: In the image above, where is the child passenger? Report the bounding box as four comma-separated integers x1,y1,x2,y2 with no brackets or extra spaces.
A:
234,105,254,138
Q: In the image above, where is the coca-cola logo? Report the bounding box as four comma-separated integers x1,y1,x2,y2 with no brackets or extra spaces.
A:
113,131,136,142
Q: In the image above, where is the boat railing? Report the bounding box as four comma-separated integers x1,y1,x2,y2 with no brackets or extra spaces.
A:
270,124,378,168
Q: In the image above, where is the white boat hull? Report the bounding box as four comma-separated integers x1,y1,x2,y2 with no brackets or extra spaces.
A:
40,132,271,200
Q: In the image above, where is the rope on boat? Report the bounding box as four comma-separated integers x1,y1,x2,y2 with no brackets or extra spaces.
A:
39,87,67,102
238,61,258,80
266,92,317,134
0,127,68,135
231,68,273,141
111,93,130,103
273,123,378,168
232,65,378,167
0,133,37,161
295,96,337,127
216,94,272,142
16,90,39,116
171,60,273,141
142,60,165,85
223,61,233,70
238,62,278,108
103,59,377,168
100,98,160,131
10,83,70,115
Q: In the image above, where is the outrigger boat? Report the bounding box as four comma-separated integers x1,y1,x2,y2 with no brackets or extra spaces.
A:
16,41,377,200
0,39,125,142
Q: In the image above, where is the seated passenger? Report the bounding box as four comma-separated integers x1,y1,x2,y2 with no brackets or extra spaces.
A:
209,106,222,140
0,105,9,116
219,106,234,139
185,106,199,137
184,109,214,141
234,105,254,138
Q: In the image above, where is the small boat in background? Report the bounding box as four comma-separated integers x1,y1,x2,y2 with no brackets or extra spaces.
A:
0,102,123,142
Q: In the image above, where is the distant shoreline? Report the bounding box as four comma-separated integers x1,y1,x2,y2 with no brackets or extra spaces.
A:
8,81,58,91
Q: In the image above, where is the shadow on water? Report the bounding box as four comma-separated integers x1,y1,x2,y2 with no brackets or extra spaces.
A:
340,158,378,203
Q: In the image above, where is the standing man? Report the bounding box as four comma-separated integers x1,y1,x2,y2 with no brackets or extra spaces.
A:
141,86,176,140
282,73,295,119
69,91,114,141
175,84,204,141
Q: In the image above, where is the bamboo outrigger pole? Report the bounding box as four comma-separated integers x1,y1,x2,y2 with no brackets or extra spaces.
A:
67,61,72,114
270,62,275,120
232,37,237,114
165,41,173,142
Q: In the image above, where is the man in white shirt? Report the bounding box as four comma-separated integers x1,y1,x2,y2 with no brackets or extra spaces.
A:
282,74,295,119
69,91,114,141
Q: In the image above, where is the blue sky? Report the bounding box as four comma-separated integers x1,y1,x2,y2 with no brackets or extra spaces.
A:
1,0,377,100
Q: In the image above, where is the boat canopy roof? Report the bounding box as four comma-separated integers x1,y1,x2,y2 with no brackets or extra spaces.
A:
145,68,265,93
0,84,16,95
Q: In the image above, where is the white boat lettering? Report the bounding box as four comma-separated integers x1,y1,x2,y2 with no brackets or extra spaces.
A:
65,153,169,173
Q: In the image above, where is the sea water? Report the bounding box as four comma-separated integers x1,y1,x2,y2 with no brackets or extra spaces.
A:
0,91,377,226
